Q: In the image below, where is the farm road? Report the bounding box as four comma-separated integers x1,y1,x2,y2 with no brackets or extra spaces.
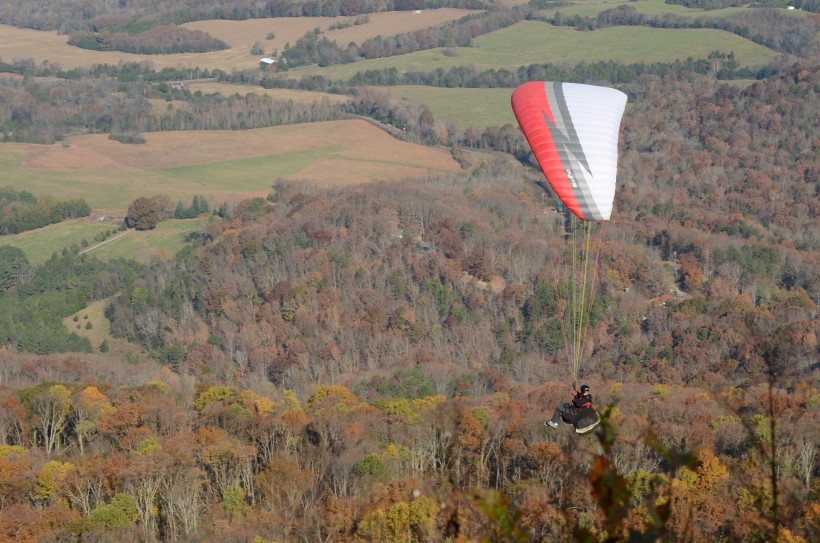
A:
80,231,129,254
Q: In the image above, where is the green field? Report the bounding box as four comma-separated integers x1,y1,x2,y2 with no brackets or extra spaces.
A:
83,218,208,263
542,0,751,18
541,0,810,18
0,145,323,211
1,217,206,265
1,220,116,264
385,86,517,130
290,21,780,81
163,146,344,188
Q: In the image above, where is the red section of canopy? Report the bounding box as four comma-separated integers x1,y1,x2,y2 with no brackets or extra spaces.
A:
511,82,585,220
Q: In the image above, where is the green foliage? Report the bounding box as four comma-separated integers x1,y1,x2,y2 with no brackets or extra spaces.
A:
89,493,138,530
222,485,250,520
108,132,146,144
174,195,211,219
134,437,162,456
529,318,565,355
751,413,772,444
0,187,91,235
352,453,390,483
155,343,186,369
0,245,28,291
361,367,437,401
0,253,138,353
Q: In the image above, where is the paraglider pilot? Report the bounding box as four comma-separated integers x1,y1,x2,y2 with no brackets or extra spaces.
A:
546,384,592,429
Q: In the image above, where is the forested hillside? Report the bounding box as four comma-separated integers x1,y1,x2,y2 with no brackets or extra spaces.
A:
0,62,815,542
0,1,817,541
101,65,817,392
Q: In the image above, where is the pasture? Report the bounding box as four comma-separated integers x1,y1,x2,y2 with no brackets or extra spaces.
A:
1,219,116,265
0,216,207,265
0,119,460,212
289,21,780,81
384,86,517,130
0,9,477,72
80,218,208,263
540,0,811,18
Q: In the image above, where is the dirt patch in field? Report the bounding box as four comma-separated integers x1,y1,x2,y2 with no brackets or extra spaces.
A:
0,9,477,72
21,119,460,181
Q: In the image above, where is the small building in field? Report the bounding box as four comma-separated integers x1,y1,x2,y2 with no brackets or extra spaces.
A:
259,57,277,67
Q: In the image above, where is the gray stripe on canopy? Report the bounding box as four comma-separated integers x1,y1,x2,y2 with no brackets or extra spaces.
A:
544,82,604,220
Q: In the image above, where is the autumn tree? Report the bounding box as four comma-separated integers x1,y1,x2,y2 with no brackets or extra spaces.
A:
126,197,159,231
24,384,72,459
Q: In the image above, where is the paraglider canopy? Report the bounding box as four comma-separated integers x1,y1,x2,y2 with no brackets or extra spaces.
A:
513,83,627,424
511,81,627,222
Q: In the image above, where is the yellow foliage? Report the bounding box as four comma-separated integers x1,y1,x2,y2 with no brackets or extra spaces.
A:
194,386,237,412
672,466,698,492
652,384,667,397
694,449,729,493
142,381,169,394
384,444,400,458
0,444,28,460
254,396,276,416
239,389,258,404
778,528,809,543
411,395,445,410
34,460,75,501
282,390,303,413
307,385,357,409
355,497,438,543
134,437,162,456
49,384,72,416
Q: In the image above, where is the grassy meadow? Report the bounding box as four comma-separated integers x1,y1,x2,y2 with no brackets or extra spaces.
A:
1,219,117,264
80,218,208,263
0,217,206,265
541,0,811,18
0,120,460,265
289,21,780,81
541,0,753,18
1,120,459,210
384,86,517,130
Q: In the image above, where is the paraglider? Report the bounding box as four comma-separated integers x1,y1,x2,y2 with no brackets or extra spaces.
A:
511,81,628,435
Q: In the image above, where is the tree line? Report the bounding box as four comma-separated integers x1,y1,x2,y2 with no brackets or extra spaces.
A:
0,0,490,34
278,8,523,68
0,48,783,146
0,188,91,235
264,5,816,70
539,4,818,57
68,27,229,55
